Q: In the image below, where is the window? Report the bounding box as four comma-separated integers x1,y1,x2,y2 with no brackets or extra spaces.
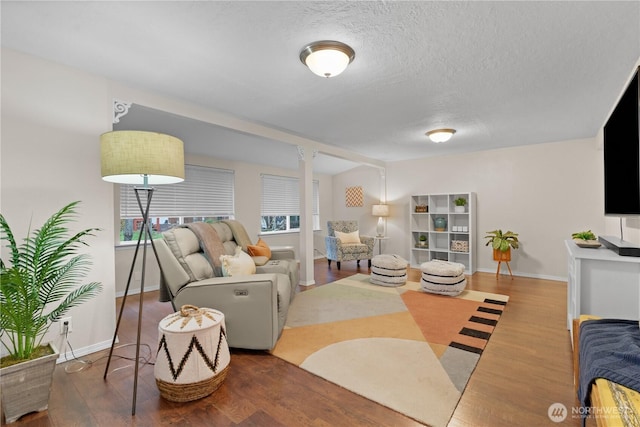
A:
260,174,319,233
119,165,234,243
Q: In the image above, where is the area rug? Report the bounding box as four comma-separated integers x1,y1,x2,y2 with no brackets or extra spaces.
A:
270,273,508,427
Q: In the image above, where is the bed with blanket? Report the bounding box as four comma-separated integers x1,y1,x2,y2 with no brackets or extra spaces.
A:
573,316,640,426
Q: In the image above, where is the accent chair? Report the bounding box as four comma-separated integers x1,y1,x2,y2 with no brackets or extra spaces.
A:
325,220,374,270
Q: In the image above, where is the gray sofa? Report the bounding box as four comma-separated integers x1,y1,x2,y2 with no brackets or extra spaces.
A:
155,220,298,350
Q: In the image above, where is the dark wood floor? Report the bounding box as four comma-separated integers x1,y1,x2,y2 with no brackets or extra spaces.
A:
4,259,581,426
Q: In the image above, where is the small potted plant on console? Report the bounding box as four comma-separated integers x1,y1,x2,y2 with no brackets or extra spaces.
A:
571,230,601,248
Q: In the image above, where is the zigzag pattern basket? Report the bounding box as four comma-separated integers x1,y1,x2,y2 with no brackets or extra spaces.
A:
154,305,230,402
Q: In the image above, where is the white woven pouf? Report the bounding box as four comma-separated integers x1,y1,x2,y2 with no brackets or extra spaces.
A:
420,260,467,296
155,305,230,402
370,254,408,287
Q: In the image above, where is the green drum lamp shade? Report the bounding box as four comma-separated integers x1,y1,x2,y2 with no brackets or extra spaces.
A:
100,131,185,185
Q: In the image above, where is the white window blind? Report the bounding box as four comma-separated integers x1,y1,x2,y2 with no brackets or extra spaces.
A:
261,174,319,216
120,165,234,218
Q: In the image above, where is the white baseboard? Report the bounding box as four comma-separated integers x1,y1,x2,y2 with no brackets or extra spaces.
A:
474,267,566,282
115,284,160,298
56,338,114,364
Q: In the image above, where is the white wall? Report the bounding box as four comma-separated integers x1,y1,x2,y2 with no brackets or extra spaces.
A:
328,165,388,250
1,48,116,359
332,137,607,280
368,138,604,280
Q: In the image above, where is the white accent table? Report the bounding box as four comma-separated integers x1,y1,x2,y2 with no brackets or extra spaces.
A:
374,236,389,255
565,239,640,339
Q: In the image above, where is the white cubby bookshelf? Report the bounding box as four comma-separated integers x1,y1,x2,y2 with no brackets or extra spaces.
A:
409,192,476,274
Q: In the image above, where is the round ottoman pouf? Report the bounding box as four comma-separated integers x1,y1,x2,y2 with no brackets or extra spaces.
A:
420,260,467,296
155,305,230,402
370,254,408,287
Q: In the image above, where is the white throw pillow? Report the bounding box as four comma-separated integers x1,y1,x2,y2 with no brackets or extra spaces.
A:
335,230,361,244
220,246,256,277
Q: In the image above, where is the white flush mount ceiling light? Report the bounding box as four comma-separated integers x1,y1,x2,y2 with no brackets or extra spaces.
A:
300,40,355,78
426,128,456,143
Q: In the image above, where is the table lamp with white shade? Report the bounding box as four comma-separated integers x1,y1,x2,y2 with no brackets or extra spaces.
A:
372,204,390,237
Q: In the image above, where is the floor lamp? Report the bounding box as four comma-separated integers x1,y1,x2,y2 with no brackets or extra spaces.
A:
100,130,184,415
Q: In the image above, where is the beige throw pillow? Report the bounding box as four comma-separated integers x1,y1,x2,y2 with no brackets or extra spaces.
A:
220,246,256,277
335,230,361,244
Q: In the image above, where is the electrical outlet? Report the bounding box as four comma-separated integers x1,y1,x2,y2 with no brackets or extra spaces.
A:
60,317,72,335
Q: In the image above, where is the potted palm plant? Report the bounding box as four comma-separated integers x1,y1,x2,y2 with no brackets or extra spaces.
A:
484,229,519,261
0,201,102,423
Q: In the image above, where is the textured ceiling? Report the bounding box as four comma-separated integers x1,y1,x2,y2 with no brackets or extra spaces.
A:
2,1,639,174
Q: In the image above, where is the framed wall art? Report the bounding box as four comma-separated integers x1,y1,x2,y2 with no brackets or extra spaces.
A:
345,186,363,207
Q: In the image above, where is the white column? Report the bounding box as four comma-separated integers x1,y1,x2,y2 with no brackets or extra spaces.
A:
379,167,387,203
298,146,316,286
378,167,388,236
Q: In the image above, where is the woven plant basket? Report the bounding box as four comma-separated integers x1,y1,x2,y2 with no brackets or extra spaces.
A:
154,305,230,403
156,365,230,402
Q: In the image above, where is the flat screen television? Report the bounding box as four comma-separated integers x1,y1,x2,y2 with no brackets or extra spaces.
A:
603,66,640,216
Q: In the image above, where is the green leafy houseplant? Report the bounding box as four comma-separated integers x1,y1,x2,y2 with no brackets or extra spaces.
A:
484,229,519,252
0,201,102,365
454,197,467,207
572,230,597,241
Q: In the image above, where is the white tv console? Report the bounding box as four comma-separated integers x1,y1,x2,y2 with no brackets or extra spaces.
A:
565,239,640,338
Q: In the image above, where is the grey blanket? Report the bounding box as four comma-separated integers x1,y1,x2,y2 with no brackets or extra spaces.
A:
578,319,640,424
183,222,225,277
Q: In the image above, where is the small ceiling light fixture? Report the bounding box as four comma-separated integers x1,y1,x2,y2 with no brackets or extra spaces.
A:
300,40,355,78
426,128,456,143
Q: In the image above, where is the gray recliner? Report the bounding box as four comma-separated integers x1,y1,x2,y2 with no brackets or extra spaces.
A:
155,220,297,350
